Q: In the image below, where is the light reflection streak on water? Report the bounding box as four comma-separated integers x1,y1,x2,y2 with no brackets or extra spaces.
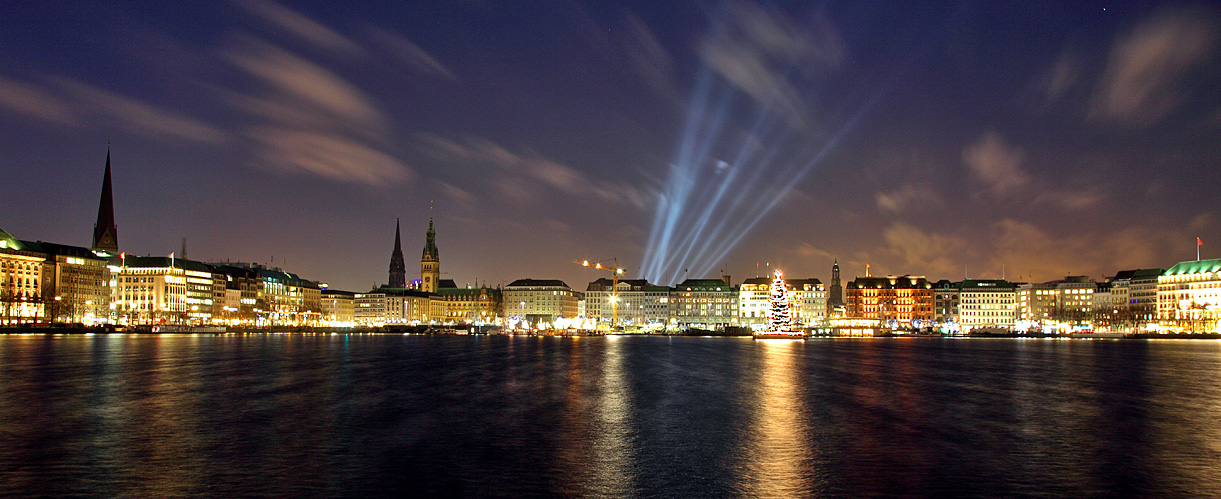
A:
739,339,815,497
588,335,638,496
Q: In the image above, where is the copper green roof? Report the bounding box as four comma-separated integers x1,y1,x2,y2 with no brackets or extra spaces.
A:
0,227,21,251
1164,259,1221,276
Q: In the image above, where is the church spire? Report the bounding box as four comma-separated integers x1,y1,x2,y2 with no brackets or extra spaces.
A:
388,218,406,288
91,147,118,255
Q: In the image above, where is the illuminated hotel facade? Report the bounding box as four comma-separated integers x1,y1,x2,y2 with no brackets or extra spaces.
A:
959,279,1017,332
1158,258,1221,333
845,275,933,326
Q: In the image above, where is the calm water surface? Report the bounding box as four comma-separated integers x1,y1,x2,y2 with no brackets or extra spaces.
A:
1,335,1220,498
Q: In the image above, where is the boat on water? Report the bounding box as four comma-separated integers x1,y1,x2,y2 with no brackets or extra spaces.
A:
753,330,806,340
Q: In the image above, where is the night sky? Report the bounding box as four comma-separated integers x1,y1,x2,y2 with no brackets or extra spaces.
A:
2,1,1219,292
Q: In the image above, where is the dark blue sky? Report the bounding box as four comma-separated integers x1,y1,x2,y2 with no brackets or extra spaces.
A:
2,1,1218,291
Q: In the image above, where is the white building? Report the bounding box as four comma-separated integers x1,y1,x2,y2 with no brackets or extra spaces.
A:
504,279,580,325
584,278,670,327
959,279,1016,332
1158,258,1221,333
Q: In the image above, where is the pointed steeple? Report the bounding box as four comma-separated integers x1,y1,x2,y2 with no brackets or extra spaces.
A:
422,204,438,261
388,218,406,288
420,203,440,293
91,147,119,255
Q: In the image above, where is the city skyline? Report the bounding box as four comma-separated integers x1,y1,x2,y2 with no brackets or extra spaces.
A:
2,2,1219,291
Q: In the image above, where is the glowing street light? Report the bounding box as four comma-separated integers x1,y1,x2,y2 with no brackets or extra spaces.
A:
576,257,627,330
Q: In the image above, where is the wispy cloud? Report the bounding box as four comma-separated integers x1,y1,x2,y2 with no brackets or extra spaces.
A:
0,75,78,125
221,37,410,185
697,2,844,127
248,127,410,184
620,13,676,98
236,0,364,56
1092,7,1219,126
876,184,942,213
224,38,385,134
1035,49,1080,110
365,26,457,80
962,132,1029,196
416,134,651,208
52,77,228,143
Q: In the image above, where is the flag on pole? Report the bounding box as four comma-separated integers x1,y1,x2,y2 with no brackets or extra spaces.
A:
1199,237,1203,247
170,251,174,267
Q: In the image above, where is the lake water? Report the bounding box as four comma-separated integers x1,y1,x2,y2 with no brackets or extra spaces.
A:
1,334,1220,498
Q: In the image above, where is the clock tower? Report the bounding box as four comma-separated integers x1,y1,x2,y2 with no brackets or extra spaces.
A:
420,208,439,293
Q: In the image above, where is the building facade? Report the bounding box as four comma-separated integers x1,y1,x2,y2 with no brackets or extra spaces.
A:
845,275,934,326
1158,258,1221,333
504,279,579,325
958,279,1017,332
670,277,739,329
585,278,670,327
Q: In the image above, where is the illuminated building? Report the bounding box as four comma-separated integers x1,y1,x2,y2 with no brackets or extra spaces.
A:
420,212,440,293
354,291,387,326
388,219,407,288
845,275,933,326
504,279,579,325
1158,258,1221,333
0,228,48,324
739,276,825,327
435,281,502,325
210,262,320,325
90,149,119,257
670,277,739,329
585,278,670,327
17,240,110,324
826,259,844,314
1016,276,1096,328
958,279,1017,332
1107,268,1163,326
209,265,259,324
321,290,356,325
932,279,959,323
112,256,213,324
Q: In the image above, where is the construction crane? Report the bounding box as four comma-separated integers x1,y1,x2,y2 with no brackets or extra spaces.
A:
575,258,625,331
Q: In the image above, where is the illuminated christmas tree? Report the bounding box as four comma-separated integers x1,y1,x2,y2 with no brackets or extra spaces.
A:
768,269,792,331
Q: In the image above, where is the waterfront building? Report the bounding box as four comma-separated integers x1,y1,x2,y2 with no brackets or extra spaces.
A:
320,289,356,325
436,280,502,324
1158,258,1221,333
670,277,739,329
845,275,933,326
112,256,213,325
355,291,387,326
388,219,407,288
0,228,48,324
585,278,670,327
17,240,110,324
958,279,1017,332
420,213,440,293
933,279,960,324
209,265,260,324
1016,276,1096,329
739,276,825,327
91,149,119,257
1110,268,1163,326
504,279,579,325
